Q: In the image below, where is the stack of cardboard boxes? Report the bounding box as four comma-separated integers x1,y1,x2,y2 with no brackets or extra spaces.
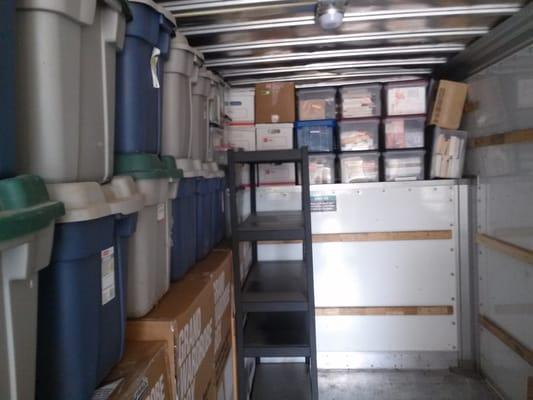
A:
94,250,235,400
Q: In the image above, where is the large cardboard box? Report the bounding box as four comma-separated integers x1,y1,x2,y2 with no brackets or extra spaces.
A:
127,278,214,400
430,80,468,130
186,250,233,368
255,82,295,123
93,341,173,400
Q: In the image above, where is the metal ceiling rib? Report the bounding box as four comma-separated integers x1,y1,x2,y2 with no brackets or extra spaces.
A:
156,0,526,86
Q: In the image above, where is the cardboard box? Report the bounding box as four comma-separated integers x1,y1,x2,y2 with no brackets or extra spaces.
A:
225,88,255,123
430,80,469,130
127,278,214,400
215,348,235,400
186,250,233,367
93,341,173,400
256,123,294,150
255,82,295,123
224,125,256,151
258,163,296,185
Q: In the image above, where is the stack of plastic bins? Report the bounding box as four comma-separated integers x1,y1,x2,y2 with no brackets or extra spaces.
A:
162,33,197,163
16,0,126,182
115,0,175,155
190,67,212,169
0,176,64,400
101,176,143,377
196,175,214,261
37,183,116,399
214,176,226,244
114,154,172,318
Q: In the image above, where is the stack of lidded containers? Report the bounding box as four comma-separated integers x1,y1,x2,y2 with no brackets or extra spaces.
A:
12,1,178,398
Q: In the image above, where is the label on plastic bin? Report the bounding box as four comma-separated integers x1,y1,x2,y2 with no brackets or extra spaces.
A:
101,247,115,306
157,203,165,222
310,194,336,212
151,47,161,88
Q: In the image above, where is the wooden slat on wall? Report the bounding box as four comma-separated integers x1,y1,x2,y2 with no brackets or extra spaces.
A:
315,306,453,316
480,315,533,366
259,230,453,245
468,128,533,148
477,233,533,266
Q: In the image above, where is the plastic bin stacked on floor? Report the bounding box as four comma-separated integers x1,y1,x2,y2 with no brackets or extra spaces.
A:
0,176,64,400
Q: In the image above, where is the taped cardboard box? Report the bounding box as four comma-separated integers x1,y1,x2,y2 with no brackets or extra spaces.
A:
127,278,214,400
186,250,233,367
255,82,295,123
430,80,468,130
93,341,173,400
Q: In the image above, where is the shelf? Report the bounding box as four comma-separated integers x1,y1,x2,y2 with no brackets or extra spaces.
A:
237,211,305,241
242,261,308,312
251,363,312,400
244,312,310,357
231,149,304,164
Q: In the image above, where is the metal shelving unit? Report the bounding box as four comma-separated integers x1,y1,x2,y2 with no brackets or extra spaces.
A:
228,148,318,400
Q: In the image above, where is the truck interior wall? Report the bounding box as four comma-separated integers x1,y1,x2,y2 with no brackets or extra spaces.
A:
462,44,533,399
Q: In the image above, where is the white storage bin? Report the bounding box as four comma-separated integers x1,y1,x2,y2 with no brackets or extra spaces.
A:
258,163,296,185
430,128,467,178
256,124,294,150
384,116,426,149
384,150,426,181
297,88,337,120
338,119,379,151
339,153,379,183
16,0,126,183
340,84,382,118
385,80,428,116
225,88,255,123
309,154,336,185
224,125,256,151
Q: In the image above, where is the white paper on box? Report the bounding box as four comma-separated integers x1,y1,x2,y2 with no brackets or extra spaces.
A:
387,86,426,115
101,247,115,305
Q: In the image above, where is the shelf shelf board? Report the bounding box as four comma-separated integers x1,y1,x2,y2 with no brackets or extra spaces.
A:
237,211,305,241
231,149,304,164
242,261,308,312
244,311,310,357
251,363,312,400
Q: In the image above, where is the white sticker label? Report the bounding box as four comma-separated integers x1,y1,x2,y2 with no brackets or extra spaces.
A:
157,203,165,222
101,247,115,306
150,47,161,88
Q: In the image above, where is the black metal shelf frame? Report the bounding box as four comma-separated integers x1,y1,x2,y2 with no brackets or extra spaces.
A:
228,148,318,400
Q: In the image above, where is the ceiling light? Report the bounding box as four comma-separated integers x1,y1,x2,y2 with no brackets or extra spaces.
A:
316,0,346,30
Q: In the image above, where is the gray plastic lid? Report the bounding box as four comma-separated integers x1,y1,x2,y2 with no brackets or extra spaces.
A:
102,176,144,216
155,3,177,28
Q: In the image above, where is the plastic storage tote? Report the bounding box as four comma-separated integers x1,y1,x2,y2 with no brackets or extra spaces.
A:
340,84,382,118
190,68,212,162
196,177,217,260
0,1,15,179
338,119,380,151
114,154,172,318
430,128,467,178
115,0,176,154
214,177,226,244
339,152,380,183
385,80,428,116
295,119,336,152
297,88,337,120
0,176,64,400
256,123,294,150
309,154,336,184
384,150,426,181
16,0,127,183
384,116,426,149
162,33,197,160
36,182,118,399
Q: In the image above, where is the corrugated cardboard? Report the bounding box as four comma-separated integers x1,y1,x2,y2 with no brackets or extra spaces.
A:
93,341,173,400
126,278,214,400
430,80,468,130
255,82,295,123
186,250,233,367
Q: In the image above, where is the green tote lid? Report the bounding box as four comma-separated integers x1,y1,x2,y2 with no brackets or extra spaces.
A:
114,153,169,180
0,175,65,242
160,156,184,179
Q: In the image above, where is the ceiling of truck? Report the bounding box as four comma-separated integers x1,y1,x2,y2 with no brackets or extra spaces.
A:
156,0,527,86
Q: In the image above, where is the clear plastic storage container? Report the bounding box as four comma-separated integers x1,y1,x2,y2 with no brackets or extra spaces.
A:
340,84,381,118
308,154,336,184
384,116,426,149
384,150,426,181
339,153,380,183
295,120,336,152
338,119,379,151
385,80,428,116
430,128,467,178
297,88,337,120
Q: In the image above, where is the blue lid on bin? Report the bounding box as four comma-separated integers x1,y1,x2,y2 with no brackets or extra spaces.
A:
295,119,336,128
